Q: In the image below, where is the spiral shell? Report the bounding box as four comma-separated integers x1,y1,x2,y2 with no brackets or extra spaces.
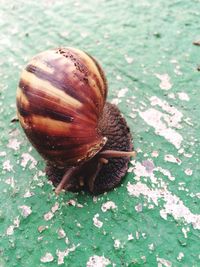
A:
16,47,108,167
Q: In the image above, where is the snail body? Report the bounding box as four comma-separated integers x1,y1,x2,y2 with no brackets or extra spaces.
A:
16,47,135,194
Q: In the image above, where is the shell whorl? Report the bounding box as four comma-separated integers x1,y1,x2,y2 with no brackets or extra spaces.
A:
16,47,108,167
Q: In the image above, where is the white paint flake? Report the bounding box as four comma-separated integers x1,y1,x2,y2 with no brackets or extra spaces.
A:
151,150,159,158
6,216,20,235
135,203,143,212
21,153,37,169
148,243,155,251
23,190,35,198
150,96,183,128
160,209,168,220
182,227,190,238
5,177,15,188
44,211,54,221
7,138,21,151
67,199,76,206
164,154,182,165
56,244,80,265
168,93,175,99
3,160,13,172
51,202,59,213
57,228,66,239
155,73,172,90
38,225,47,233
177,92,190,101
127,182,200,230
117,88,128,98
6,225,14,236
124,55,134,64
139,108,183,149
93,214,103,228
40,252,54,263
43,203,59,221
184,169,193,176
110,98,121,105
101,201,117,212
128,234,134,241
157,257,172,267
19,205,32,218
177,252,184,261
114,239,121,249
0,151,6,156
86,255,111,267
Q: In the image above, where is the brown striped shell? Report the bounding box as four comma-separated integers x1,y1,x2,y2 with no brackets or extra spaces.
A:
16,47,108,167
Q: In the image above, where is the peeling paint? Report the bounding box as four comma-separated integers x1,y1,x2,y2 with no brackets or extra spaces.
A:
177,92,190,101
164,154,182,165
127,182,200,230
40,252,54,263
3,160,13,172
139,108,183,149
7,138,21,151
155,73,172,90
56,244,80,265
21,153,37,169
157,257,172,267
19,205,32,218
101,201,117,212
114,239,121,249
93,214,103,228
86,255,111,267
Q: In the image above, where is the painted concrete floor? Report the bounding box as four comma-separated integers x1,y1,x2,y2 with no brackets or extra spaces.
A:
0,0,200,266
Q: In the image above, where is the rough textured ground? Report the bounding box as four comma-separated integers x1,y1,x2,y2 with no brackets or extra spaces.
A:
0,0,200,266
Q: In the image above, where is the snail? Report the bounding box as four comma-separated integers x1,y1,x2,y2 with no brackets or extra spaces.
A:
16,47,136,195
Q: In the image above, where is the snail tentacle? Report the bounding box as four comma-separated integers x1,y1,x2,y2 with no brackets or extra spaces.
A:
98,150,136,158
55,166,80,195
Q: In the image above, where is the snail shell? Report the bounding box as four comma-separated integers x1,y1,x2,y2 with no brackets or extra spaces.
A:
16,47,108,167
16,47,135,194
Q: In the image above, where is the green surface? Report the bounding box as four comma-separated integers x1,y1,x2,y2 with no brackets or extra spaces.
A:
0,0,200,266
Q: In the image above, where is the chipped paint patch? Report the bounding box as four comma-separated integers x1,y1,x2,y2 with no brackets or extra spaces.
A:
6,217,20,236
155,73,172,90
19,205,32,218
21,153,37,169
139,108,183,149
57,228,66,239
164,154,182,165
5,177,15,187
114,239,121,249
124,54,134,64
23,190,35,198
93,214,103,228
40,252,54,263
3,160,13,172
157,257,172,267
177,252,184,261
127,182,200,230
117,87,128,98
56,244,80,265
128,233,134,241
0,151,6,157
101,201,117,212
177,92,190,101
150,96,183,128
86,255,111,267
44,211,54,221
184,169,193,176
135,203,143,212
7,138,21,150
